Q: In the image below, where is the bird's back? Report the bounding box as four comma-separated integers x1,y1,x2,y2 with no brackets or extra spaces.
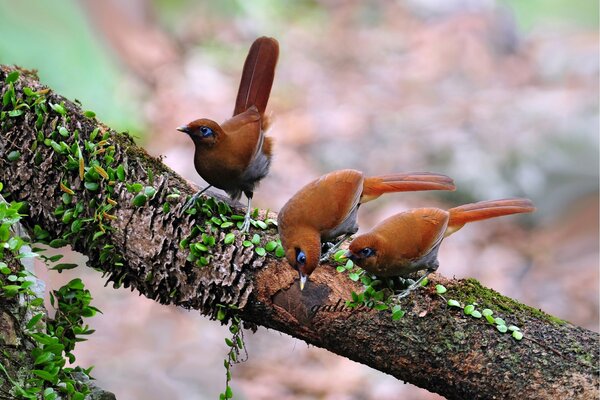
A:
279,169,364,237
374,208,449,268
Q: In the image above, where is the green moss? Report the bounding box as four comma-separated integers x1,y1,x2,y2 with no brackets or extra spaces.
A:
452,278,566,325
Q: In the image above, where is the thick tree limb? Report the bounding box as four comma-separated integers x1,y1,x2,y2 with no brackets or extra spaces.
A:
0,65,598,400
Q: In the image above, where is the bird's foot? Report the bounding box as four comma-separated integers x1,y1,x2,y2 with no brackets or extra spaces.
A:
239,206,253,233
391,271,433,299
182,193,201,213
240,216,252,233
179,186,212,215
319,235,352,262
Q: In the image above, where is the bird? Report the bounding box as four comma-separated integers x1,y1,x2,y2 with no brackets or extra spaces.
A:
277,169,456,290
177,36,279,232
344,198,536,298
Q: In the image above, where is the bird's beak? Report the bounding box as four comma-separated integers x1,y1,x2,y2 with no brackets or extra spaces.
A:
299,272,308,291
176,125,190,134
340,250,353,260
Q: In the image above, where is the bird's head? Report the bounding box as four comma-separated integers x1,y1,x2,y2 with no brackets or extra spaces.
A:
280,228,321,291
177,119,223,147
345,234,382,271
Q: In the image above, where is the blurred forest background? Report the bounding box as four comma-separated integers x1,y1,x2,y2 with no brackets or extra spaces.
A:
1,0,598,399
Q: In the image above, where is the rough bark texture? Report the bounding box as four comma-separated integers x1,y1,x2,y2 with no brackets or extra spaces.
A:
0,249,35,400
0,65,598,400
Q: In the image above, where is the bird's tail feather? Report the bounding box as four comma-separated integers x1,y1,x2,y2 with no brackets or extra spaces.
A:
361,173,455,203
233,37,279,120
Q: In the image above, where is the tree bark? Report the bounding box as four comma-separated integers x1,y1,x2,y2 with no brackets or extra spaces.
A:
0,65,598,400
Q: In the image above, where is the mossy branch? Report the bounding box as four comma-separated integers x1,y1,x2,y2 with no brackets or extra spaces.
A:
0,65,598,400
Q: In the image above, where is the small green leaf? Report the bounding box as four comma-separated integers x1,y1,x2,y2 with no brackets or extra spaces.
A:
32,369,56,382
193,243,208,252
7,150,20,161
470,310,482,319
482,308,493,317
84,181,99,191
336,266,346,273
512,331,524,340
50,102,66,116
275,245,285,258
251,234,261,245
508,325,520,332
84,110,96,118
497,324,508,333
254,220,268,230
392,305,405,320
51,263,78,272
26,313,44,330
348,273,360,281
485,315,496,324
255,247,266,256
447,299,461,308
71,219,83,233
242,240,253,247
132,194,147,207
116,165,126,181
225,338,234,347
435,284,447,294
143,186,156,198
464,304,475,315
224,233,235,245
48,238,68,248
6,71,19,83
333,249,346,261
58,126,69,137
34,352,54,365
220,221,234,229
420,277,429,286
127,183,143,193
494,317,506,326
265,241,278,252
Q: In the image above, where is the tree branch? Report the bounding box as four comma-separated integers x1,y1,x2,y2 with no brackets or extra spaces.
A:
0,65,597,400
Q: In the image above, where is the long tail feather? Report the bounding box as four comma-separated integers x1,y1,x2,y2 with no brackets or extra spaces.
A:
361,172,455,203
447,198,535,234
233,37,279,119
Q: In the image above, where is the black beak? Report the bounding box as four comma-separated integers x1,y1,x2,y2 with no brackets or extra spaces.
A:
176,125,191,134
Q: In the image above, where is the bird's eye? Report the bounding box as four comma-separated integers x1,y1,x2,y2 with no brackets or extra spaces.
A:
360,247,374,257
199,126,214,137
296,250,307,265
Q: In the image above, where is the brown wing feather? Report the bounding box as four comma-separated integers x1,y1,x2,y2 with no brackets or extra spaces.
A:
233,37,279,120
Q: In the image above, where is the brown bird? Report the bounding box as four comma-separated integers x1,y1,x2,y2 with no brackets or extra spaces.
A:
344,198,535,297
277,169,456,290
177,37,279,231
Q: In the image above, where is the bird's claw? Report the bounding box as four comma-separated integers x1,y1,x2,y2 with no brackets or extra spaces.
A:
180,193,200,215
240,217,252,233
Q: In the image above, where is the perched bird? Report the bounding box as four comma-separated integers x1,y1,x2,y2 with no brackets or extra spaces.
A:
278,169,456,290
344,198,535,297
177,37,279,231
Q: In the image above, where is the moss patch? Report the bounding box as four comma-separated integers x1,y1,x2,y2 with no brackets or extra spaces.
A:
451,278,567,325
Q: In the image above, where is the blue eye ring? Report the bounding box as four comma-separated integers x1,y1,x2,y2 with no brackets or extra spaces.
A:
199,126,214,137
296,250,307,265
360,247,374,257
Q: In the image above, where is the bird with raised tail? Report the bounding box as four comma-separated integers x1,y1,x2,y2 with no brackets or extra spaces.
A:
277,169,456,290
344,198,536,298
177,37,279,232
